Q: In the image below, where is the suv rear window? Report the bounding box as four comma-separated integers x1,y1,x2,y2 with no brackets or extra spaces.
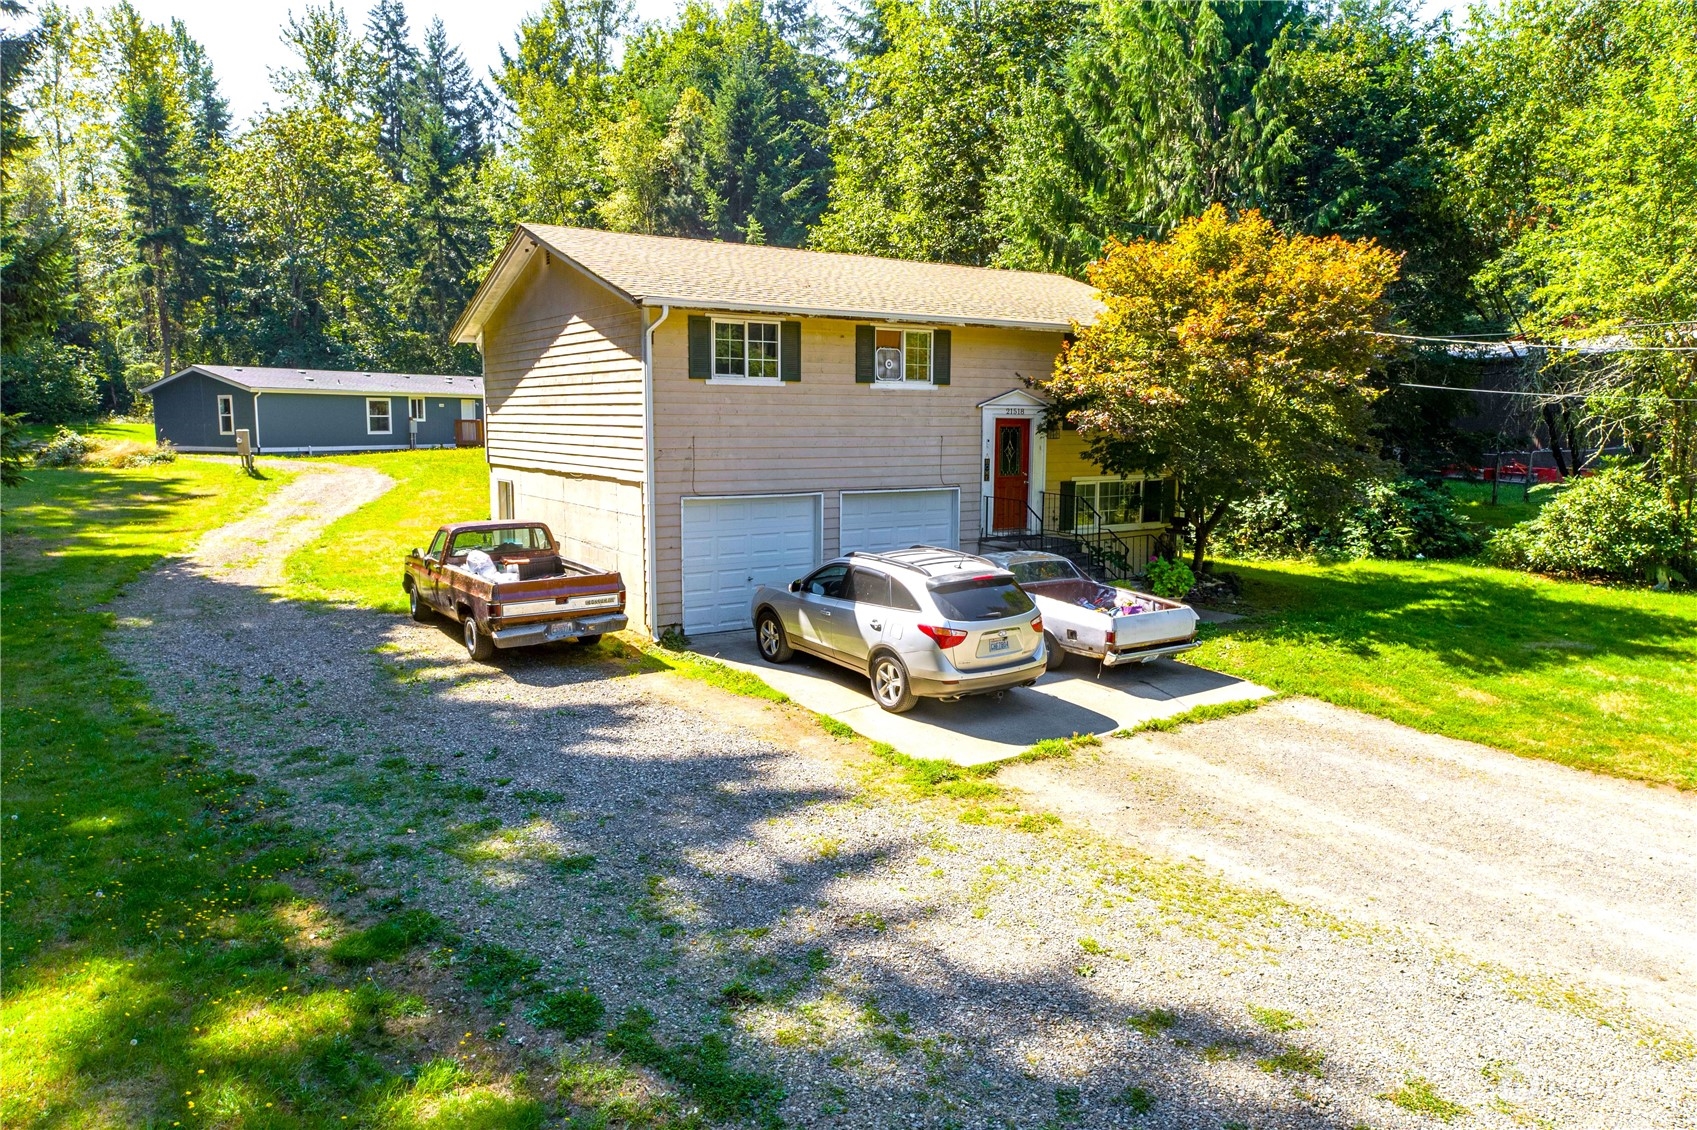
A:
928,576,1033,621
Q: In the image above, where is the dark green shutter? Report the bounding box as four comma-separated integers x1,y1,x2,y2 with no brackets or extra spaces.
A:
855,325,875,383
780,321,801,382
932,329,951,385
1058,479,1077,532
687,315,711,379
1161,477,1177,524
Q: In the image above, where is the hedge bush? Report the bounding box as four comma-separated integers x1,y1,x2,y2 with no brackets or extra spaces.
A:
1487,466,1684,582
1217,477,1480,561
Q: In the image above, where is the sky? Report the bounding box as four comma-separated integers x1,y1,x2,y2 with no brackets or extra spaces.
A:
116,0,697,126
79,0,1473,128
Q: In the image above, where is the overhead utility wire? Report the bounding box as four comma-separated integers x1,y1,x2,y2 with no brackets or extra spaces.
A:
1395,381,1697,403
1373,331,1697,353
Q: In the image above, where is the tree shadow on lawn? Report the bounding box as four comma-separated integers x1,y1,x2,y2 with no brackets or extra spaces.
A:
1216,559,1696,675
100,565,1388,1130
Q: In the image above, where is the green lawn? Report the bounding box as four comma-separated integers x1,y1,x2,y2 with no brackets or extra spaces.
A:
1191,558,1697,788
0,458,540,1127
1444,478,1561,532
282,447,489,613
17,417,157,445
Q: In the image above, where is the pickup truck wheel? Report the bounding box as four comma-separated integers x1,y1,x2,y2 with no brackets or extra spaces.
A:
756,610,793,662
463,616,495,661
1044,632,1067,672
869,652,917,714
407,584,433,623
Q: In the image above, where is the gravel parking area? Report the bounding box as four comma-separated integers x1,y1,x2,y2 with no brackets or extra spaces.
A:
111,464,1696,1129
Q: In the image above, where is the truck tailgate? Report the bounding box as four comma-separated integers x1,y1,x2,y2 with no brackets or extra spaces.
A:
492,571,623,621
1110,605,1197,647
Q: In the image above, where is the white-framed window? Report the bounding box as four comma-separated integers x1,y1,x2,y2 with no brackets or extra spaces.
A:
496,479,515,520
409,397,426,422
216,394,234,435
713,319,781,380
873,327,933,384
367,397,392,435
1071,475,1170,530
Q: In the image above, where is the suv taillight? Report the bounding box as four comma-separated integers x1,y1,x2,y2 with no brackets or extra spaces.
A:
917,624,968,649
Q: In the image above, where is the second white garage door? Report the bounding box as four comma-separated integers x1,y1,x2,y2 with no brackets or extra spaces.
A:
839,488,960,555
681,494,822,635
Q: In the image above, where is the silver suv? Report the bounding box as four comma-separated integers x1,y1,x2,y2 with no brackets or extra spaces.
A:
749,545,1048,713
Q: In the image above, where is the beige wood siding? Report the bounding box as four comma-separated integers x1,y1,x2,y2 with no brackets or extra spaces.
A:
481,253,646,480
488,464,649,632
649,312,1067,628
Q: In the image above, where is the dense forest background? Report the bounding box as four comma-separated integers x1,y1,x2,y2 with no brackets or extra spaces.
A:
1,0,1691,430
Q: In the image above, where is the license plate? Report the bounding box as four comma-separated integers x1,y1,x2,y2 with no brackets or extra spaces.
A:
987,637,1011,654
546,622,577,640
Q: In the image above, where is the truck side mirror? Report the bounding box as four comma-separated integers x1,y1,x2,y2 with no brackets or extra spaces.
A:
788,579,802,593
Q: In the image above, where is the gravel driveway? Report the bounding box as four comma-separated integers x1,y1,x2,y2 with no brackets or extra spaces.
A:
112,462,1696,1130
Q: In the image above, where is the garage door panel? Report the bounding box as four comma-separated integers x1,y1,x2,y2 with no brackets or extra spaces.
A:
840,489,959,555
681,495,821,634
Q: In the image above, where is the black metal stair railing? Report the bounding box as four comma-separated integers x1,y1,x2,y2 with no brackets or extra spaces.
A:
979,492,1163,580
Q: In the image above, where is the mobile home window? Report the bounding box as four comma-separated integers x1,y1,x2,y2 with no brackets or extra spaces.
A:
216,394,234,435
713,319,780,380
367,398,392,435
873,328,933,384
409,397,426,422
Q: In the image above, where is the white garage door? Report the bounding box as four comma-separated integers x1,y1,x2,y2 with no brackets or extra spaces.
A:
840,489,960,555
681,494,821,634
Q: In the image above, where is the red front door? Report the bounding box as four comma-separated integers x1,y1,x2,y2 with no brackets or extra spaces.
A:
992,418,1031,530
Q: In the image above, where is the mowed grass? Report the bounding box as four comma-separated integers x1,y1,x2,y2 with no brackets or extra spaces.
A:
1444,478,1559,532
18,417,157,445
1191,558,1697,788
0,458,541,1127
282,447,488,613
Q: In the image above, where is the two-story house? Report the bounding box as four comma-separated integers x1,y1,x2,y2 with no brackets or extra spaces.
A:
451,226,1175,638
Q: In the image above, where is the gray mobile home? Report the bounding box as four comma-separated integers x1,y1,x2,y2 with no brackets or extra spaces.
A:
142,365,484,454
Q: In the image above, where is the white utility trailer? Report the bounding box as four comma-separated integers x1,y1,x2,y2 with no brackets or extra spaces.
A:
982,551,1200,670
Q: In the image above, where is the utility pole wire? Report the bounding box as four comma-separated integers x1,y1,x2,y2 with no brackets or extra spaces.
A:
1394,382,1697,404
1371,331,1697,352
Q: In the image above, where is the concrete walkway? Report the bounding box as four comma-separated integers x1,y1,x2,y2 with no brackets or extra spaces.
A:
690,629,1273,765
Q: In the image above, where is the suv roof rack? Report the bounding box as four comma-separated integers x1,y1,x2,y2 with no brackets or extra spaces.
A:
906,544,999,569
844,550,929,574
847,545,1004,576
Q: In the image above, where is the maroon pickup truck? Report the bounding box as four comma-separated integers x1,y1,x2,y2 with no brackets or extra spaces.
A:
403,521,627,660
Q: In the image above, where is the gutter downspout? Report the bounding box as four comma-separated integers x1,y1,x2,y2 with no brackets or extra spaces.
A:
252,391,263,454
642,304,670,640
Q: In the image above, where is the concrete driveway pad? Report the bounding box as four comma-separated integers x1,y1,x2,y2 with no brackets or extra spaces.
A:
691,629,1273,765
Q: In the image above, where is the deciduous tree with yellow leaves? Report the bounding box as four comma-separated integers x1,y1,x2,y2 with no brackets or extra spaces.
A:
1045,205,1400,571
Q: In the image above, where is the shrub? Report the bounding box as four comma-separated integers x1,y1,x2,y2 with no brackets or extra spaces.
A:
0,341,99,423
1145,556,1195,598
94,439,177,468
1487,465,1683,582
33,427,93,467
1217,477,1479,561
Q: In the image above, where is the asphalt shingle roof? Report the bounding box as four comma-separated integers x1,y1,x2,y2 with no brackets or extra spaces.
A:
151,366,483,397
459,225,1103,338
